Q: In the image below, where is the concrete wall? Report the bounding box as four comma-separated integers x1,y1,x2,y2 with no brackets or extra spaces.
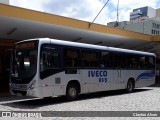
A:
130,6,157,23
124,21,154,35
125,22,145,34
148,7,156,18
108,20,160,35
156,9,160,17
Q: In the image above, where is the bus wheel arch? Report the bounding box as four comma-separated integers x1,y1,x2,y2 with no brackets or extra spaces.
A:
66,80,81,100
126,78,135,93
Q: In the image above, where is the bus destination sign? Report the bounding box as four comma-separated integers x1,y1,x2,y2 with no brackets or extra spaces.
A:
15,41,36,49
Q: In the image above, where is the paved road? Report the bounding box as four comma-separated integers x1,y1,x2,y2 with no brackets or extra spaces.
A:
0,86,160,120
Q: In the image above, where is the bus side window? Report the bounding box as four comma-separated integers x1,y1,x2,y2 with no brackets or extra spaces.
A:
126,55,155,70
41,49,59,70
64,48,81,68
127,55,140,69
144,56,155,69
113,53,126,69
40,44,60,79
82,50,99,68
101,51,112,68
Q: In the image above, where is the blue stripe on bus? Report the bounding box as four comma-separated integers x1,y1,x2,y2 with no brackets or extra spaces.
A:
136,71,155,81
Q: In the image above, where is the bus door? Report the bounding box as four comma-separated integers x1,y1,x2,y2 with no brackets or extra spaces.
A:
112,54,126,89
113,70,124,89
81,70,95,93
94,69,112,92
94,51,113,91
40,44,62,97
81,70,112,93
81,50,100,93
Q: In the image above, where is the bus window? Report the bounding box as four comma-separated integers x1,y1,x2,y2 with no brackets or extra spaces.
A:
82,50,99,68
101,51,113,68
127,55,140,69
126,55,155,70
139,56,145,68
113,53,126,69
64,48,81,68
144,56,155,69
40,44,60,79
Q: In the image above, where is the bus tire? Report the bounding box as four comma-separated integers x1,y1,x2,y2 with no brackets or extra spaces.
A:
126,79,134,93
66,83,79,101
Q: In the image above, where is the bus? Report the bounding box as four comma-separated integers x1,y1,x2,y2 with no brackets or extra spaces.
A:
9,38,156,100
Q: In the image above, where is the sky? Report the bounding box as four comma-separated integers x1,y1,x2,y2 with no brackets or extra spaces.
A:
10,0,160,25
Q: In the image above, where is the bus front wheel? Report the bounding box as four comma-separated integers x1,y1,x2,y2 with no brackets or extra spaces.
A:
66,83,79,101
126,79,134,93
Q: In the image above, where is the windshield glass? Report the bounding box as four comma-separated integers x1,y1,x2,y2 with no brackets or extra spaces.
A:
12,41,38,80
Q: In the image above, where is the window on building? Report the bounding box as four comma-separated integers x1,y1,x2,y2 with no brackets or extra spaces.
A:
156,24,158,29
157,24,159,29
151,29,154,34
156,23,157,29
157,24,160,29
151,29,156,34
152,23,155,28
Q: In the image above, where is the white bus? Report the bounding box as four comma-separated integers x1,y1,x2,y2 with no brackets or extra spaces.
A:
10,38,156,100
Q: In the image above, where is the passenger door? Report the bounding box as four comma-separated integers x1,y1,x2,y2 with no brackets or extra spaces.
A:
81,50,99,93
94,51,113,91
40,44,62,97
81,69,95,93
112,53,126,89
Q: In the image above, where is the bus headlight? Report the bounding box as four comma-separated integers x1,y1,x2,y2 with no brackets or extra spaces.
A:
29,81,36,89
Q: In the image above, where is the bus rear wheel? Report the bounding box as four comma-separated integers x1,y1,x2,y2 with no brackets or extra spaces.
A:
66,83,79,101
126,79,134,93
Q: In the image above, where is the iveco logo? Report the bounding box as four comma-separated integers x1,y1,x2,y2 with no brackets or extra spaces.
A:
88,70,108,83
88,70,107,77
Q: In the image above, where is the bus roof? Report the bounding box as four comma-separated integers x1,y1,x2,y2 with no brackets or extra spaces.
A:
18,38,156,57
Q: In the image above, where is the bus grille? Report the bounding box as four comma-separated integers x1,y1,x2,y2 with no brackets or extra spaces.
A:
12,90,27,96
11,84,28,90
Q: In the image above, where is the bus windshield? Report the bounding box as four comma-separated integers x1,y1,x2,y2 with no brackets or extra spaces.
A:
12,41,38,80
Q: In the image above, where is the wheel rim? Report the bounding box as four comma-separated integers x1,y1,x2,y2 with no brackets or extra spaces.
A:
68,87,76,97
128,82,133,91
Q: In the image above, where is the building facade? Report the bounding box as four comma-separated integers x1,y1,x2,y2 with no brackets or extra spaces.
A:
107,6,160,35
125,20,160,35
0,0,9,4
130,6,157,23
108,20,160,35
